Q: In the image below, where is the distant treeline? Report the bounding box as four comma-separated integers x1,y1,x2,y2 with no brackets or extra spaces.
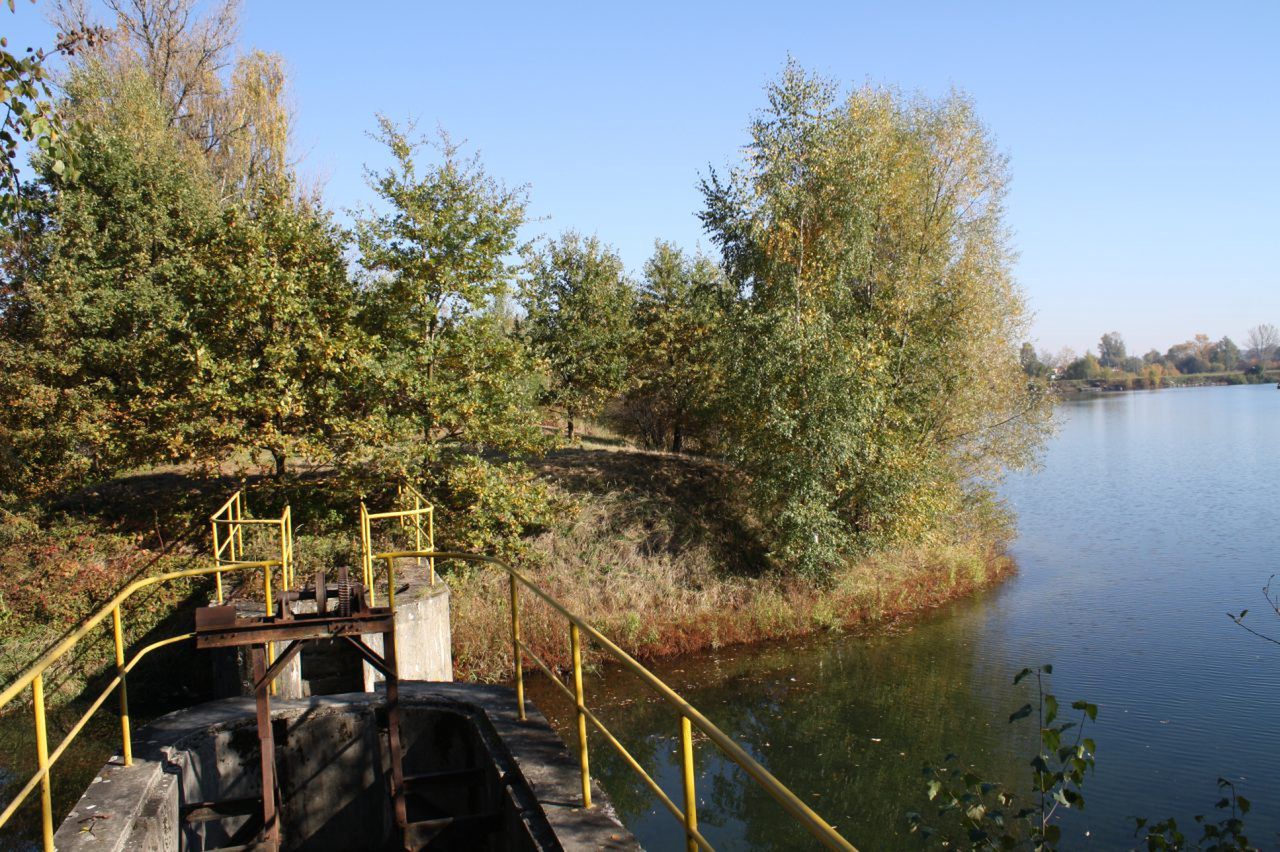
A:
1020,326,1279,388
0,3,1052,576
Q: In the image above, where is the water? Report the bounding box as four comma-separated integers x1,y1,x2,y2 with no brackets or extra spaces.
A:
534,384,1280,850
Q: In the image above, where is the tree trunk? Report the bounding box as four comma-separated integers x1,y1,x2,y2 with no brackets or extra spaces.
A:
566,410,575,443
670,422,683,453
269,448,286,478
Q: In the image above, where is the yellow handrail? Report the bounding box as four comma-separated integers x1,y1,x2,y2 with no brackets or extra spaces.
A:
374,550,856,852
0,559,283,851
360,482,435,601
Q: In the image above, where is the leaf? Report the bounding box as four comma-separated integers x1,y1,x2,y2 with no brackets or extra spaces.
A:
1013,667,1033,685
1071,700,1098,721
1009,703,1033,723
927,779,942,801
1044,694,1058,725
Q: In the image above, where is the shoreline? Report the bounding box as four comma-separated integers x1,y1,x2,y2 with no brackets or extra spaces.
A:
1053,370,1278,395
449,539,1016,682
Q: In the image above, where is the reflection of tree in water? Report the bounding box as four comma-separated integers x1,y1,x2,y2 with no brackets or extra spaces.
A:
530,622,1041,850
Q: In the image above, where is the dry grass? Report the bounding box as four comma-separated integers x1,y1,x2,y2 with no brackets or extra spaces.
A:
449,447,1012,681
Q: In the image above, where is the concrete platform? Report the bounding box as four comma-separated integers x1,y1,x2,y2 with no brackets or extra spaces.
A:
54,683,638,851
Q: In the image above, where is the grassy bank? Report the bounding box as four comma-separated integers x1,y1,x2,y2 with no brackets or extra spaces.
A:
448,446,1013,681
1054,369,1278,394
0,444,1015,702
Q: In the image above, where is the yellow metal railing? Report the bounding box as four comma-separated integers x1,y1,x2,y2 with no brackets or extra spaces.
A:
373,550,857,852
359,482,434,603
0,560,284,851
211,490,294,607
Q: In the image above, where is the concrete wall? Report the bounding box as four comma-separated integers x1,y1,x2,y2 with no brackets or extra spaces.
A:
361,578,453,691
52,684,637,852
217,579,453,700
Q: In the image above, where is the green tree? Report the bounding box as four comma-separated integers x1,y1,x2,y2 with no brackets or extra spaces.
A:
1062,353,1101,380
700,62,1052,575
1020,343,1048,378
353,118,549,547
521,231,637,441
194,187,375,477
623,240,728,451
1209,336,1240,372
1097,331,1126,369
0,63,221,499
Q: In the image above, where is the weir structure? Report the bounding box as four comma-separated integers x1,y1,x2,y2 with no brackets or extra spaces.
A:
0,486,857,851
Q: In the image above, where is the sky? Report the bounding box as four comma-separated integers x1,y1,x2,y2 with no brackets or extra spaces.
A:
8,1,1279,355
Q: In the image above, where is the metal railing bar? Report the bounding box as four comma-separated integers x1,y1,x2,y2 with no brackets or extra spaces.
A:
0,632,194,828
0,561,280,711
578,704,690,833
516,640,576,703
210,518,284,526
375,550,855,852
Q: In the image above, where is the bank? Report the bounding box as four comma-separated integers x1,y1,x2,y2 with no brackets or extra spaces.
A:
448,445,1015,682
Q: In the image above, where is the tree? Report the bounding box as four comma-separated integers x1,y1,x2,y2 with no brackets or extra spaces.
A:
53,0,291,203
1,1,102,224
1246,323,1278,364
194,188,374,477
1062,353,1101,381
1097,331,1126,369
521,232,636,441
699,62,1052,575
623,241,728,451
0,62,221,497
1020,343,1048,378
1209,336,1241,372
352,118,548,546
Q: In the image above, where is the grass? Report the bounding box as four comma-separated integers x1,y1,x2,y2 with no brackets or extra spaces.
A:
447,444,1012,681
0,438,1015,701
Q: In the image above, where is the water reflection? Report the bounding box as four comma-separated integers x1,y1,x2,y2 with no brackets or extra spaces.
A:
532,385,1280,849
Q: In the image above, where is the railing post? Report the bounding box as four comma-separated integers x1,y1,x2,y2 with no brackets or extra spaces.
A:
384,556,397,611
112,606,132,766
32,674,53,851
234,492,245,558
427,506,436,585
510,574,525,720
412,491,423,574
211,519,224,604
570,623,592,808
681,715,699,851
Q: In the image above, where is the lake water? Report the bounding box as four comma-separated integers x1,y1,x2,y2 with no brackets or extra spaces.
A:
533,384,1280,849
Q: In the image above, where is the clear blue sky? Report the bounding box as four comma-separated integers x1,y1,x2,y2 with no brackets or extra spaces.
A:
9,1,1279,355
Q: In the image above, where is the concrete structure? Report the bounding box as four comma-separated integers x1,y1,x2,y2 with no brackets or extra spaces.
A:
215,580,453,700
53,683,638,851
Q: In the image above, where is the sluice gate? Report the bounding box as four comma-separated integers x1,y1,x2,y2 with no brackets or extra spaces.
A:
0,486,856,850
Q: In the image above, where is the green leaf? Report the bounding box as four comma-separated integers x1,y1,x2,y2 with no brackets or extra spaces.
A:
1009,703,1033,723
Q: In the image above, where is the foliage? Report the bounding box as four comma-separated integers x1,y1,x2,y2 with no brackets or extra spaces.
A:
0,64,221,499
521,231,637,440
1,1,104,224
699,61,1052,575
1097,331,1126,368
352,117,550,543
1132,779,1254,851
618,240,729,451
51,0,289,203
193,187,375,476
907,664,1097,850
